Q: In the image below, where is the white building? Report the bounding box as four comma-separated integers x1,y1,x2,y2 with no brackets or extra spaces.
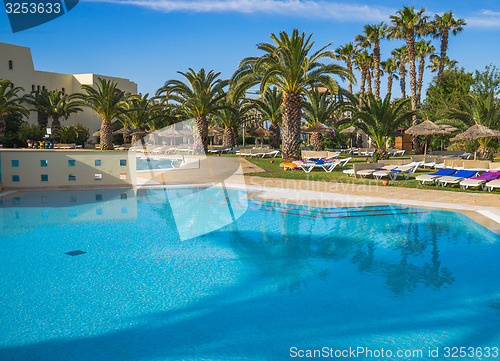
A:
0,42,138,137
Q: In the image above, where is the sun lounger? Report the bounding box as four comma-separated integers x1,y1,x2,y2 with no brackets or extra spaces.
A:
295,158,338,173
485,178,500,191
460,172,500,190
372,162,423,180
436,169,478,187
356,165,398,178
415,168,458,184
258,149,280,158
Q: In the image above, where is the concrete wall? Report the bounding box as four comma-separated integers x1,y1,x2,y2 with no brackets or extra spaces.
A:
0,42,138,137
0,150,136,189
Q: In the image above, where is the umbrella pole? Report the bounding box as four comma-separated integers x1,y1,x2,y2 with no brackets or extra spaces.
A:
441,136,444,151
424,136,428,156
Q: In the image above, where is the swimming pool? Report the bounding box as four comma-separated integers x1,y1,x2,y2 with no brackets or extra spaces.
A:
0,187,499,360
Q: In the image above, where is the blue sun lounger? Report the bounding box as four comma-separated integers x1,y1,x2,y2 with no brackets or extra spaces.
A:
415,168,458,184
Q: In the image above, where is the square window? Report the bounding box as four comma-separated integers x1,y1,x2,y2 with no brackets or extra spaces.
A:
95,160,102,167
12,175,20,182
95,194,102,201
40,160,48,167
68,174,76,181
120,159,127,166
68,160,76,167
95,174,102,181
121,193,128,200
120,173,127,180
11,160,19,167
96,208,103,215
41,174,49,182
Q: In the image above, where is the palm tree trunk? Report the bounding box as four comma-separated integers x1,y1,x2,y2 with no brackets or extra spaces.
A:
360,70,366,98
417,57,425,103
399,62,406,98
373,42,381,99
438,30,449,82
269,122,280,149
195,115,209,153
387,74,393,96
38,111,48,133
367,69,373,94
310,132,323,151
51,117,61,143
406,31,421,152
282,92,302,160
100,119,114,150
222,127,236,148
0,114,6,138
131,133,143,145
347,62,353,94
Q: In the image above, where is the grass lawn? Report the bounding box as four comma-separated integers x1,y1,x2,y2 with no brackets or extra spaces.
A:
240,154,500,194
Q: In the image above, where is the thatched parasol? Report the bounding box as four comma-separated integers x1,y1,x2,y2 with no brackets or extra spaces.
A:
302,122,334,134
340,126,365,148
405,119,450,155
436,124,460,151
208,126,224,137
248,126,271,147
450,124,500,160
158,127,184,137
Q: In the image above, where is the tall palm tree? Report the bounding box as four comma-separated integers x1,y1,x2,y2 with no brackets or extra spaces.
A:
391,46,408,98
356,23,388,99
302,88,337,151
354,50,372,98
381,58,399,96
335,43,357,94
233,29,353,160
415,40,435,103
430,11,466,82
0,79,29,138
339,93,415,158
389,5,429,150
250,87,283,149
28,90,82,143
163,68,228,153
80,78,128,150
427,54,458,73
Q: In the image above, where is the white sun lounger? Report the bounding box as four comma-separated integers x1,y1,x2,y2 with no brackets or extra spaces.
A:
435,170,478,187
485,179,500,191
372,162,422,180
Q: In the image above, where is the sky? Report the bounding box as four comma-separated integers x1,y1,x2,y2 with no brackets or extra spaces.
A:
1,0,500,98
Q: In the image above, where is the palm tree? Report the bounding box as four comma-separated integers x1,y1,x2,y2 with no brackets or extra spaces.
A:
430,11,466,82
0,80,29,138
233,29,353,160
354,50,372,98
80,78,128,150
381,58,399,96
389,5,429,150
427,54,458,73
27,89,50,131
442,92,500,159
302,88,337,150
339,93,415,158
356,23,388,99
163,68,228,153
335,43,357,93
415,40,435,103
250,87,282,149
119,93,165,144
28,90,82,143
391,46,408,98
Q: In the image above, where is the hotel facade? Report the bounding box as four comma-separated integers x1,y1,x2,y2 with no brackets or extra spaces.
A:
0,42,138,136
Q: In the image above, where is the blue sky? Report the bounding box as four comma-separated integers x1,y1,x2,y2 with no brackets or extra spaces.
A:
1,0,500,98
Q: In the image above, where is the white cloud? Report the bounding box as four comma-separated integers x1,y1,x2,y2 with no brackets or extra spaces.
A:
466,9,500,28
82,0,395,21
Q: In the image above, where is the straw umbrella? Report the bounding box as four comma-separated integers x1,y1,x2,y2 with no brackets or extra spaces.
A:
405,119,449,155
302,122,333,151
450,124,500,160
248,126,271,147
340,126,366,148
208,126,224,146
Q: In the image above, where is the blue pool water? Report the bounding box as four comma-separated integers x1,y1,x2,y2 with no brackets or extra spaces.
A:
136,157,177,170
0,188,499,361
